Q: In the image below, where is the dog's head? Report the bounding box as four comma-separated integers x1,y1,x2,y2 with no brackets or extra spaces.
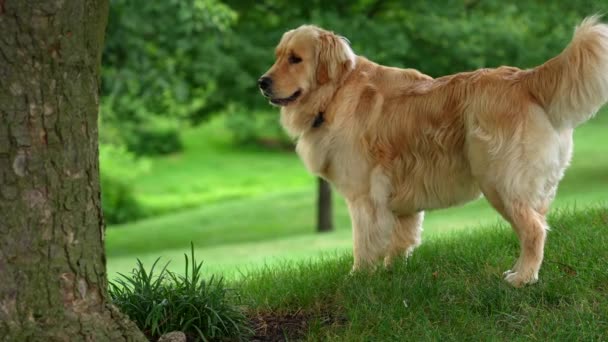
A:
259,25,356,107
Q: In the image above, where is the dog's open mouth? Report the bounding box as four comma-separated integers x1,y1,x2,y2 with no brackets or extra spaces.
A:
269,90,302,106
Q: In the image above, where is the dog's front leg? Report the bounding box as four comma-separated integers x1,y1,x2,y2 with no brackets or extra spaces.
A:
347,167,396,272
347,196,395,272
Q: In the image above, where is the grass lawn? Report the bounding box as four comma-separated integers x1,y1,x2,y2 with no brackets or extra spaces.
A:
240,207,608,340
106,109,608,279
131,115,312,213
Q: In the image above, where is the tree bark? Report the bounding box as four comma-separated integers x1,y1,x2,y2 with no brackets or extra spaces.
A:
0,1,145,340
316,178,333,232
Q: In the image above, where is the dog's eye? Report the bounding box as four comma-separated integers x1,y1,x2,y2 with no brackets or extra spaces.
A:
288,54,302,64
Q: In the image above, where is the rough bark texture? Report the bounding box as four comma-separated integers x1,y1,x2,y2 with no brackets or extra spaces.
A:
0,1,146,341
316,178,333,232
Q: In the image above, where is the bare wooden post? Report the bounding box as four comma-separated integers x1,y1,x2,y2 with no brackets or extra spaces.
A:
317,177,333,232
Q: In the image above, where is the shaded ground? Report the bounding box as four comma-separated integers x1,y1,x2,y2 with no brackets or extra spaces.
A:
249,310,347,341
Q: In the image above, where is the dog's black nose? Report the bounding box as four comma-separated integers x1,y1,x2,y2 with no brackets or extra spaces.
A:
258,76,272,91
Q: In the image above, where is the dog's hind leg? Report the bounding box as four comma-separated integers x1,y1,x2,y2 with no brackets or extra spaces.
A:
480,184,526,274
470,104,573,287
502,202,549,287
384,212,424,268
482,183,549,286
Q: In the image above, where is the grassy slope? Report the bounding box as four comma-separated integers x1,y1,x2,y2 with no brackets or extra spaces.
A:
132,116,312,213
240,207,608,340
106,110,608,278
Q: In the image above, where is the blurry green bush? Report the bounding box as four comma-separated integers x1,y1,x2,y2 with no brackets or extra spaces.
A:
224,105,292,148
100,144,149,224
100,95,184,156
101,0,236,155
100,0,237,222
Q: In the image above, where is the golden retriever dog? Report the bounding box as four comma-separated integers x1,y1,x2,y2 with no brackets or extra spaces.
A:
258,17,608,287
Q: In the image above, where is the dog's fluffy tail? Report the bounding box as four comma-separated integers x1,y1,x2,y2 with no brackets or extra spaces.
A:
526,16,608,129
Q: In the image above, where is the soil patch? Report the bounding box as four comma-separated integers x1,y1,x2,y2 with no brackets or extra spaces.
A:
249,310,347,341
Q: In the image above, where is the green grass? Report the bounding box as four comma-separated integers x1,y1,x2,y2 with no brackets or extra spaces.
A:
106,109,608,278
240,207,608,340
131,116,312,213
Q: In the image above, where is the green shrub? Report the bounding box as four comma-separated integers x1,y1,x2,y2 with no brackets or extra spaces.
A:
101,173,142,225
100,92,184,156
100,0,236,156
100,144,147,224
109,245,252,341
224,106,292,148
124,116,183,156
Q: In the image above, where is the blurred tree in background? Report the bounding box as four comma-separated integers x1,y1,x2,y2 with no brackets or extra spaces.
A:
99,0,607,224
101,0,236,155
100,0,236,223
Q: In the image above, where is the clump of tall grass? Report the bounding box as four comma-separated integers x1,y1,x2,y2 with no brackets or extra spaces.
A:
109,244,251,341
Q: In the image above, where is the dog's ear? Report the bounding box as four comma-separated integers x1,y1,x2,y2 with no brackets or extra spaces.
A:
316,33,355,85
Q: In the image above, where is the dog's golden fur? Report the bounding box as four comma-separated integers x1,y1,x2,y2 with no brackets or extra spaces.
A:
260,17,608,287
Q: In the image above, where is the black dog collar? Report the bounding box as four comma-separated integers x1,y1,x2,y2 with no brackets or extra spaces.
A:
312,112,325,128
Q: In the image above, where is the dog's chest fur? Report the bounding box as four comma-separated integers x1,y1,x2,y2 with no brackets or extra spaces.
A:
296,128,369,199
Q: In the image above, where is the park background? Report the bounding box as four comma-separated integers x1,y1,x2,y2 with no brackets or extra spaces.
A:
99,0,608,279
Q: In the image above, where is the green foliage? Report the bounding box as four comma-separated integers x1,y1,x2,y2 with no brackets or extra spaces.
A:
125,116,183,156
100,174,141,225
99,93,184,156
101,0,236,155
109,244,252,341
100,144,147,224
224,106,292,147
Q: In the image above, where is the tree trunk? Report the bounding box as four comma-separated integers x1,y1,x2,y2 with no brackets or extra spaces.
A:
0,1,145,340
316,178,333,232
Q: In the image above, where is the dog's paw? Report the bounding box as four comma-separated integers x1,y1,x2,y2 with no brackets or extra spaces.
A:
383,255,395,269
350,263,377,275
504,270,538,287
502,269,515,277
